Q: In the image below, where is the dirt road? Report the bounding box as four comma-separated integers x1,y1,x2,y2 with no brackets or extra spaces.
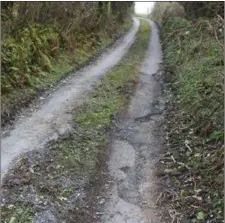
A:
1,18,166,223
1,18,139,179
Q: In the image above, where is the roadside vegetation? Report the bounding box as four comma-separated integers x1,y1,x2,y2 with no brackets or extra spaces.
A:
1,19,151,223
1,2,133,127
151,2,224,222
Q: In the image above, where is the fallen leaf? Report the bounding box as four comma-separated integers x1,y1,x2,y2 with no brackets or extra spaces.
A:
58,196,67,201
197,211,206,220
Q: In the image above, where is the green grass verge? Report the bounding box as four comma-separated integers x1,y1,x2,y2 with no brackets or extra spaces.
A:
158,16,223,222
1,19,150,223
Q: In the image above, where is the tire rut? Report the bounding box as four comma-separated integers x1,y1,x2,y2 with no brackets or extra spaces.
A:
100,19,167,223
1,18,140,179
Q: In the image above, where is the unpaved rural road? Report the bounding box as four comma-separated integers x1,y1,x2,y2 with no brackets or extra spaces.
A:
1,18,139,179
1,18,165,222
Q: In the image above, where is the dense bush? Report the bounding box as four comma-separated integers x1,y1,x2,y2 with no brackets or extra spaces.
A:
150,2,184,25
180,2,224,20
1,2,134,92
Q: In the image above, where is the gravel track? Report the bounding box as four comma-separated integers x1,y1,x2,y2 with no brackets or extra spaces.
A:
1,18,140,179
